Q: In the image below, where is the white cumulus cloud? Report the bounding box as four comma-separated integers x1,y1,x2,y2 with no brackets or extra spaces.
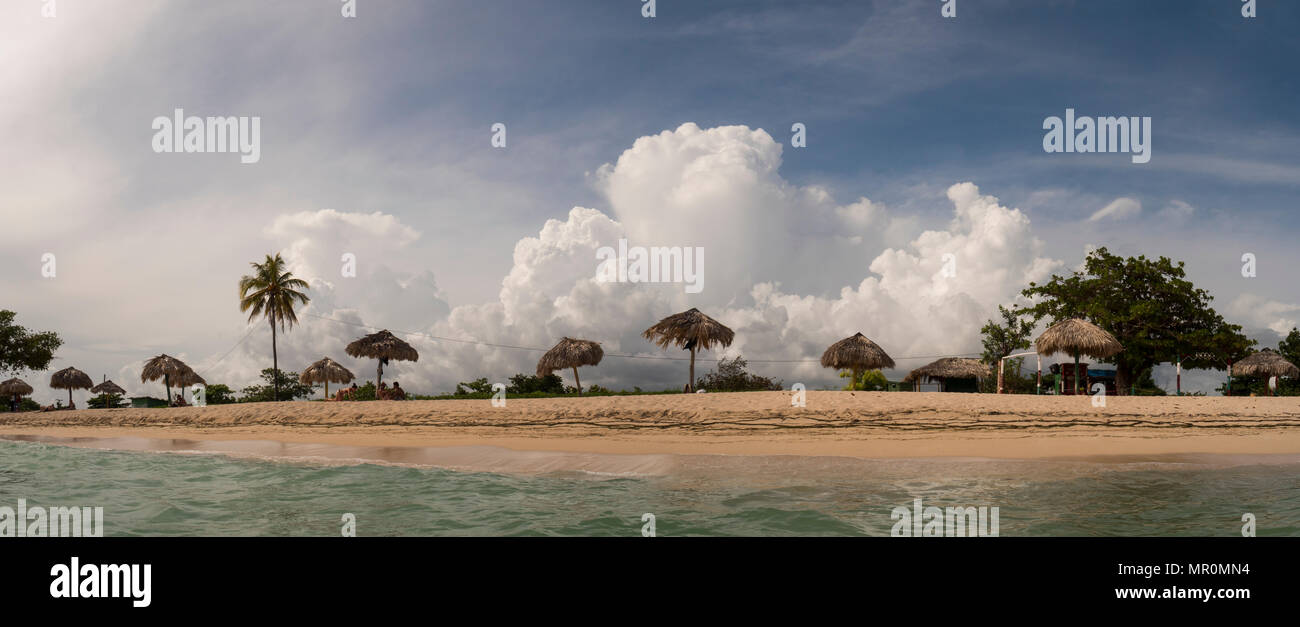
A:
186,125,1066,394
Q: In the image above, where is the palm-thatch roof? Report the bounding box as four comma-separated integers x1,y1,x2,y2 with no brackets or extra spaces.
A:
345,330,419,362
537,338,604,376
904,357,991,383
90,380,127,396
821,333,896,371
642,308,735,351
141,354,198,384
1232,348,1299,379
1035,318,1122,359
301,357,356,385
0,378,34,396
49,367,93,390
175,370,206,387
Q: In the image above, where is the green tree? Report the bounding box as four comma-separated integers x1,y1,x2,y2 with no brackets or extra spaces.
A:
1278,328,1300,395
980,305,1034,392
454,378,494,396
506,373,566,395
1278,328,1300,368
696,356,783,392
239,253,310,402
239,369,317,402
1017,247,1252,394
980,305,1033,365
204,384,238,405
0,310,63,375
87,393,127,409
1132,367,1167,396
840,369,887,391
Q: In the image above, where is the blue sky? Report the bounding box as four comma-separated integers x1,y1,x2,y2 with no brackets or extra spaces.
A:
2,0,1297,399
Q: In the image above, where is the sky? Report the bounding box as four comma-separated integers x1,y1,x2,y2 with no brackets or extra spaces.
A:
3,0,1298,403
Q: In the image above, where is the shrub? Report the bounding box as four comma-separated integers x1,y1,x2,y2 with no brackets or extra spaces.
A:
506,373,566,395
695,356,782,392
239,368,317,402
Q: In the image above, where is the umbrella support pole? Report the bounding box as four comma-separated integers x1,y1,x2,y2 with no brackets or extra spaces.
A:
574,366,582,396
687,347,696,393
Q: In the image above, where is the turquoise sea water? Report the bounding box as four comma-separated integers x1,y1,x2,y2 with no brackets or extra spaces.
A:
0,439,1296,536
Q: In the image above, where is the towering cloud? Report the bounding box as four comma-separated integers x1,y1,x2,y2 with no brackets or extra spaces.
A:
181,124,1063,394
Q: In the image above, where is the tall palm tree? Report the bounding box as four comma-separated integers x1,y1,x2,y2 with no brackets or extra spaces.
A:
239,253,310,401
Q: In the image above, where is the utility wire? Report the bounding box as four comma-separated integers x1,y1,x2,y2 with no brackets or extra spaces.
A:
194,324,258,378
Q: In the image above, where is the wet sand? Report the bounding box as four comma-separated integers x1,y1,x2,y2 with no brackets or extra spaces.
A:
1,391,1297,461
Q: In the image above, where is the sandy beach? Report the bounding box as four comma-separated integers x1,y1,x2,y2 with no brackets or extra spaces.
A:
2,391,1298,460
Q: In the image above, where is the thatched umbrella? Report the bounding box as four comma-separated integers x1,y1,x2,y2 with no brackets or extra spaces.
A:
821,333,895,391
904,357,991,392
345,330,418,389
1,378,34,411
90,380,127,396
301,357,355,399
1035,318,1122,395
90,379,127,408
141,354,198,404
537,338,604,396
175,369,206,403
1,378,34,397
643,308,734,392
49,367,93,407
1232,349,1299,396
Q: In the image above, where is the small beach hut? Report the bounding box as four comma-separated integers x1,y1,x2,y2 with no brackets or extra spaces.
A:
1231,349,1299,396
345,330,418,389
49,367,93,407
537,338,604,396
301,357,355,399
904,357,991,392
821,333,895,391
141,354,198,404
1035,318,1122,395
1,378,34,411
643,308,735,393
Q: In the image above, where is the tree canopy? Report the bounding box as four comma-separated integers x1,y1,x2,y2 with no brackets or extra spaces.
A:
980,305,1034,365
0,310,62,375
239,369,317,402
1016,247,1252,394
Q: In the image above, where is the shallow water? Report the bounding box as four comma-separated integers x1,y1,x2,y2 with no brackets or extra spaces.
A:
0,438,1296,536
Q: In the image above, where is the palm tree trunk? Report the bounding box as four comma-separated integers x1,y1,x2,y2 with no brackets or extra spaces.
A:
574,366,582,396
271,318,279,402
688,347,696,392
